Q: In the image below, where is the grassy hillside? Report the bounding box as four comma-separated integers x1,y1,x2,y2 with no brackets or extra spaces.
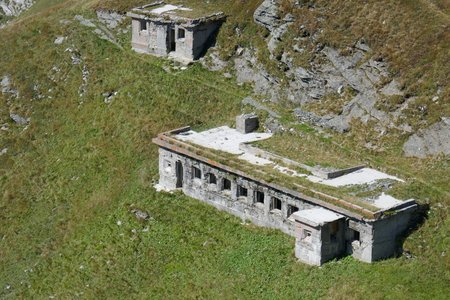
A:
0,0,449,299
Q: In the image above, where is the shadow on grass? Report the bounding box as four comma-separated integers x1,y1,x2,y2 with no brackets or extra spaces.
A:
397,202,430,258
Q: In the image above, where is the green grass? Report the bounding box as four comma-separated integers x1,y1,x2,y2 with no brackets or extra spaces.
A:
0,0,449,299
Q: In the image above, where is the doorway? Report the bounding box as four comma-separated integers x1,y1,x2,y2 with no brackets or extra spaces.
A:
175,160,183,188
168,27,176,52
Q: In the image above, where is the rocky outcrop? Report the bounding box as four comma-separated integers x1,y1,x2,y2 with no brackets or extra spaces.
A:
403,118,450,158
96,10,125,29
253,0,280,31
0,0,33,17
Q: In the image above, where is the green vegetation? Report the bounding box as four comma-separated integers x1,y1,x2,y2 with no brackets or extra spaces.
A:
0,0,449,299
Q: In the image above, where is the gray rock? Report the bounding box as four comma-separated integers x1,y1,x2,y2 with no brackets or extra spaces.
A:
403,118,450,158
200,50,227,71
54,36,65,45
1,75,18,97
242,96,280,118
103,91,117,104
380,79,403,96
234,49,281,102
10,113,29,125
96,10,124,29
264,117,284,133
0,0,33,17
131,208,151,221
355,39,371,52
253,0,280,31
74,15,96,28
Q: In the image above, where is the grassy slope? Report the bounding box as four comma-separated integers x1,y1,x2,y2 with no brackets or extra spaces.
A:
0,0,449,299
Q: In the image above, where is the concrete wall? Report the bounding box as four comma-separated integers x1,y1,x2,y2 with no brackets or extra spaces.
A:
370,207,415,261
131,18,169,56
320,219,346,262
294,219,346,265
172,25,194,61
295,222,323,265
151,22,169,56
346,219,374,263
131,18,150,53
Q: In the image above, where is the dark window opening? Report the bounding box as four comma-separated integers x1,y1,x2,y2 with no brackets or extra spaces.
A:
270,197,282,211
140,20,147,31
353,230,360,242
237,185,248,198
287,205,299,217
178,28,185,39
192,166,201,179
255,191,265,204
207,173,217,184
222,178,231,191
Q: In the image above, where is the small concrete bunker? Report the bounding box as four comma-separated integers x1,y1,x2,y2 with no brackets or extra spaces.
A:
152,115,418,266
127,2,225,62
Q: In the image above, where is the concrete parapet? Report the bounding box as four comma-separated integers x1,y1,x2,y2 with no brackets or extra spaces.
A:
236,114,259,134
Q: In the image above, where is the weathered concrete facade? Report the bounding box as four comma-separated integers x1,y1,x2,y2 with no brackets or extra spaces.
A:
127,2,225,62
153,126,418,266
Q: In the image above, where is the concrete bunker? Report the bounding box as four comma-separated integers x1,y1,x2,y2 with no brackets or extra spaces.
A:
127,2,226,63
153,116,418,266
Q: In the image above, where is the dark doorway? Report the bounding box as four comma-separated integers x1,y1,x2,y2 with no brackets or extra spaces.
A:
168,27,176,52
175,160,183,188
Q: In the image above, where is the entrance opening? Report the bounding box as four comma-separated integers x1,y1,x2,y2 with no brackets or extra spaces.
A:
175,160,183,188
169,27,176,52
330,221,339,242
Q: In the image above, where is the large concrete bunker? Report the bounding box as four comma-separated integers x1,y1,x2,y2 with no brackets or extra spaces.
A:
127,2,225,62
152,116,418,265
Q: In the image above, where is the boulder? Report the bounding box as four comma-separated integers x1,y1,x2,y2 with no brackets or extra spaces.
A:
403,118,450,158
10,113,29,125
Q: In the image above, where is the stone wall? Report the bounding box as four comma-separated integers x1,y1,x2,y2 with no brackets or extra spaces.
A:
158,147,317,236
130,16,222,62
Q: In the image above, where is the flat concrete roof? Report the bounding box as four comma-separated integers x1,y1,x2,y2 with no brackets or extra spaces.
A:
293,208,344,227
128,1,225,23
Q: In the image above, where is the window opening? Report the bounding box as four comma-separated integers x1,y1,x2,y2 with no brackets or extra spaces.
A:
255,191,265,204
178,28,186,39
208,173,217,184
192,166,201,179
237,185,248,198
222,178,231,190
270,197,282,211
140,20,147,31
